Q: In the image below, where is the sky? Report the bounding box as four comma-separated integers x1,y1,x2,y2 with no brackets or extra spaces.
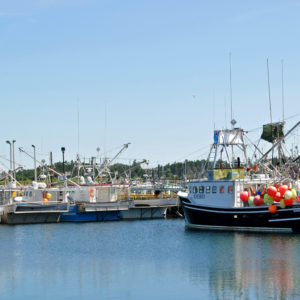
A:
0,0,299,170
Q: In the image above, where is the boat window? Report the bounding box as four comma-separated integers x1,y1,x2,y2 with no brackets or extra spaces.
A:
228,186,233,193
212,186,217,193
193,186,198,193
220,186,225,193
29,191,32,197
199,186,204,193
206,186,211,193
189,187,192,193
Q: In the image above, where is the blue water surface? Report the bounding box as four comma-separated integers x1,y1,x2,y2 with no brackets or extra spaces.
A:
0,219,300,300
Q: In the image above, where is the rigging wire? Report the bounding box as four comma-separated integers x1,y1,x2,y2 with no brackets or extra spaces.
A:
175,144,212,162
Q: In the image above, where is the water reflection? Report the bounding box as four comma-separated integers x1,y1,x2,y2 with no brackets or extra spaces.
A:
0,221,300,299
184,230,300,299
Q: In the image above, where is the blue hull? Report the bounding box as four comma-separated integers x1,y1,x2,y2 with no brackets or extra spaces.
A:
60,204,121,222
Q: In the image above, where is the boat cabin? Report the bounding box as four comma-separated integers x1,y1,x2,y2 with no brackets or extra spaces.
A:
188,180,235,208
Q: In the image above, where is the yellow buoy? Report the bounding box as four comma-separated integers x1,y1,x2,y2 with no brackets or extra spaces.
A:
12,191,17,198
46,193,52,199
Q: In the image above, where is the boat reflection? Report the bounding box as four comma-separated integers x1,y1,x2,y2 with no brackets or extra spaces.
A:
186,231,300,299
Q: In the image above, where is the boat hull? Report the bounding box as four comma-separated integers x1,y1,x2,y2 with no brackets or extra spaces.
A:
3,212,61,225
1,202,69,225
120,206,167,219
60,204,121,222
181,199,300,233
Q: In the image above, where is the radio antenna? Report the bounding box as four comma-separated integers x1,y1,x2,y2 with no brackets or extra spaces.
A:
281,59,285,122
267,58,273,124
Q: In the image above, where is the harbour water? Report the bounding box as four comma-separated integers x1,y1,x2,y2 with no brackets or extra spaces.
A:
1,219,300,300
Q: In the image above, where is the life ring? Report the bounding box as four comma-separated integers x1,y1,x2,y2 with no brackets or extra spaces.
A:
89,188,94,198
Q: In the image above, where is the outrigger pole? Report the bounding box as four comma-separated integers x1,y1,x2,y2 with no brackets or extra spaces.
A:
256,121,300,166
19,147,81,188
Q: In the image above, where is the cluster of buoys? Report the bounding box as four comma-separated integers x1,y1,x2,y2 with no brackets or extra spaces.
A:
240,183,299,213
43,192,52,203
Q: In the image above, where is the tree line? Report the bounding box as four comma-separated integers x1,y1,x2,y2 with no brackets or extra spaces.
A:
12,159,207,183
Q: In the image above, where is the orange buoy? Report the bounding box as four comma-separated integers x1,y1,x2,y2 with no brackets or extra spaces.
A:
250,185,256,196
268,205,277,214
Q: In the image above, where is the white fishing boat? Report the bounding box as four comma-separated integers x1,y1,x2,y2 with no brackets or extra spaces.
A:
179,122,300,233
0,182,69,224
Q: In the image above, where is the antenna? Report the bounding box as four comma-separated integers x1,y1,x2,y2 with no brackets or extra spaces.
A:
267,58,273,124
77,99,80,155
104,103,107,157
281,59,285,122
213,90,215,131
229,53,236,128
224,96,227,127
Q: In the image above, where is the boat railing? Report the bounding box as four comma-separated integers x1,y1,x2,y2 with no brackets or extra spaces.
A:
117,193,177,201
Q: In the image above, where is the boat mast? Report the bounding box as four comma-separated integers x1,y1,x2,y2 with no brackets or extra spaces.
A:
229,53,236,164
267,58,273,124
266,58,277,165
77,99,80,155
278,59,285,164
229,53,233,127
281,59,285,123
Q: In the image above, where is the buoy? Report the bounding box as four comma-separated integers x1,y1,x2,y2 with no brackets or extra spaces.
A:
46,193,52,199
280,199,286,208
274,192,282,203
284,197,293,206
269,205,277,214
250,185,256,196
284,190,293,200
240,191,249,202
248,196,254,206
279,185,288,196
291,189,297,199
43,198,48,203
264,194,273,205
254,195,263,206
267,186,277,198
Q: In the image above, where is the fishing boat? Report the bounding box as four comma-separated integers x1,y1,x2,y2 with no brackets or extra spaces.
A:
179,122,300,233
61,147,181,221
0,182,69,224
121,185,180,219
60,184,134,222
